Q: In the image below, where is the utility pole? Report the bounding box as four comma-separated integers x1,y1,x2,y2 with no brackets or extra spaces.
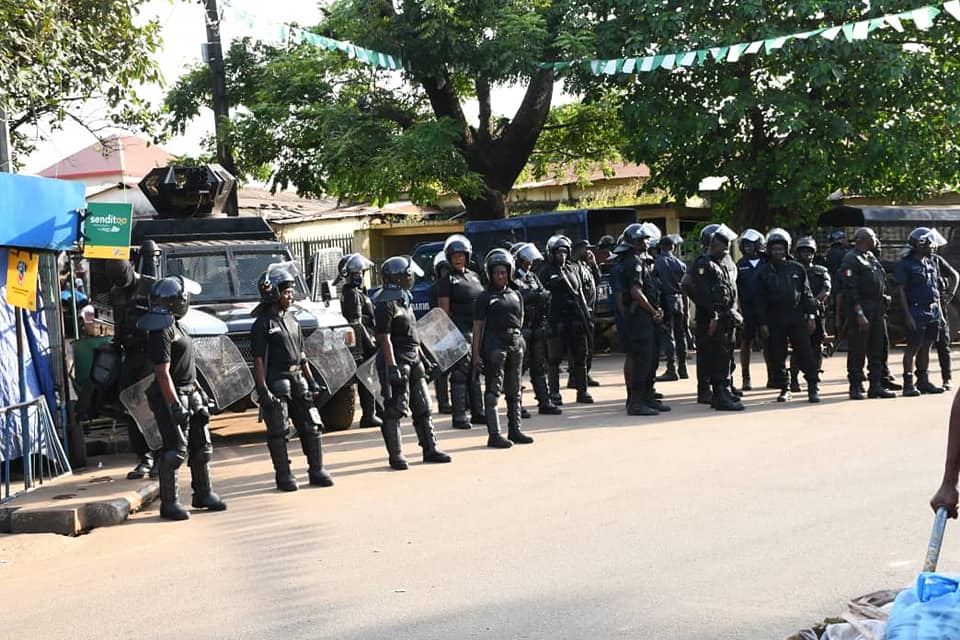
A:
203,0,239,215
0,109,11,174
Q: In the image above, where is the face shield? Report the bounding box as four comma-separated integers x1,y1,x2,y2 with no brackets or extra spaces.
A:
922,228,948,248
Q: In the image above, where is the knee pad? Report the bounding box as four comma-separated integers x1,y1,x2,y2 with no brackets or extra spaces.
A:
161,448,185,469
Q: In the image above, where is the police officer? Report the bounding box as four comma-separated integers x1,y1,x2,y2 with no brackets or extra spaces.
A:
933,247,959,390
571,238,601,387
621,223,671,416
655,234,688,381
825,230,849,279
736,229,766,391
792,237,831,393
683,224,744,411
755,229,820,403
541,235,593,404
437,234,485,429
513,242,561,415
139,276,226,520
429,252,454,413
596,235,617,265
251,266,334,491
336,253,382,429
472,249,533,448
609,234,636,406
373,256,452,470
896,227,948,397
840,227,895,400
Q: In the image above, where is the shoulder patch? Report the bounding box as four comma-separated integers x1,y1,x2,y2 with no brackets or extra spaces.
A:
697,267,705,275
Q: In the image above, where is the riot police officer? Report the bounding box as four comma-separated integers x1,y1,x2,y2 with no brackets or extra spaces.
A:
251,266,334,491
792,237,831,393
895,227,948,397
840,227,895,400
825,230,849,279
683,224,743,411
655,234,688,381
473,249,533,447
571,239,601,388
541,235,593,404
429,251,454,413
736,229,766,391
621,223,670,416
933,248,959,390
512,242,561,415
139,276,226,520
374,256,452,469
437,234,485,429
755,229,820,403
609,234,636,406
336,253,382,429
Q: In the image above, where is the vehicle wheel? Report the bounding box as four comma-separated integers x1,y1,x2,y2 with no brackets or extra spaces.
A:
320,384,356,432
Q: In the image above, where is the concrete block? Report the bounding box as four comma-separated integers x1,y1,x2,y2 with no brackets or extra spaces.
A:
11,506,84,536
0,506,17,533
83,498,130,529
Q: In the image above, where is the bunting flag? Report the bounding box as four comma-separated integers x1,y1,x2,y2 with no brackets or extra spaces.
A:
540,2,957,76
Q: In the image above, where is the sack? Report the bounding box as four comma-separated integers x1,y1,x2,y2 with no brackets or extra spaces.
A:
90,341,121,390
887,572,960,640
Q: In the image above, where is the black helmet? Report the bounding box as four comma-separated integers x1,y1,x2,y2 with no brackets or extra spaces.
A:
334,253,374,286
138,275,199,330
433,251,450,278
796,237,817,253
484,248,515,279
598,235,616,250
660,233,683,250
513,242,544,267
258,266,296,303
381,255,424,290
700,223,737,250
765,228,792,251
829,230,847,246
443,234,472,262
546,234,572,254
739,228,765,253
908,227,947,250
612,233,632,254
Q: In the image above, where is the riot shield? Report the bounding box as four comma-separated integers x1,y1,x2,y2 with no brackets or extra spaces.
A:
356,356,383,408
119,375,162,451
304,329,357,397
192,335,255,412
417,308,469,373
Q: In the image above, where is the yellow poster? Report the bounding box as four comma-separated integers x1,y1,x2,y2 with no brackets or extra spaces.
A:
5,249,39,311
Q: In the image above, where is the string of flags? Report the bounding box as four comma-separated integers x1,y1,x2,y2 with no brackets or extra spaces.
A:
223,2,960,76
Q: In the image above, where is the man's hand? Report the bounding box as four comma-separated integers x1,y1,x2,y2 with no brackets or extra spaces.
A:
760,325,770,340
856,312,870,332
257,387,278,408
585,250,597,266
169,401,190,427
652,308,664,324
708,318,718,337
931,482,959,519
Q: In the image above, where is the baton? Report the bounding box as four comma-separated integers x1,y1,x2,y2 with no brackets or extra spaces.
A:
923,507,950,573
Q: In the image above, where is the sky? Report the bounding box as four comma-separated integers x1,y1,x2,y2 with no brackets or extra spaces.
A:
20,0,562,175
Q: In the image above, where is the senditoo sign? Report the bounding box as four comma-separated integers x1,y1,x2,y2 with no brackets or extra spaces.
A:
83,202,134,260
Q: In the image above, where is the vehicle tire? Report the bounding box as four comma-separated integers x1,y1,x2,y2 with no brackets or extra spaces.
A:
320,384,356,432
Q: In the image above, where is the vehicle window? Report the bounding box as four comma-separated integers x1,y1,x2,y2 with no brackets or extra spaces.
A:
233,251,307,299
413,249,439,284
166,253,233,300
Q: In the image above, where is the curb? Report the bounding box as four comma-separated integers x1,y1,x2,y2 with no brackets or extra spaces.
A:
0,480,159,536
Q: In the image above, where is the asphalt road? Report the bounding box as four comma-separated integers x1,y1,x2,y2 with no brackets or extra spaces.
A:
1,352,956,639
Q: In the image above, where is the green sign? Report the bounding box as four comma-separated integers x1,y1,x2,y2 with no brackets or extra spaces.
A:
83,202,134,260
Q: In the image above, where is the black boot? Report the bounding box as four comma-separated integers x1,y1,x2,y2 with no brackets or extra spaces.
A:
741,374,752,391
548,367,564,406
627,400,658,416
148,452,160,479
576,391,595,404
789,369,801,393
867,379,895,399
656,361,679,382
436,374,452,414
678,361,689,379
190,458,227,511
645,391,671,412
469,374,486,424
485,403,513,449
917,370,946,394
533,376,560,414
126,452,154,480
807,381,820,404
697,381,713,405
902,372,920,397
713,384,745,411
159,456,189,521
301,430,334,486
358,387,383,428
381,420,408,470
944,374,953,391
882,376,903,391
506,398,534,444
414,416,452,463
848,380,866,400
777,388,791,403
267,436,299,491
587,374,601,387
450,383,471,429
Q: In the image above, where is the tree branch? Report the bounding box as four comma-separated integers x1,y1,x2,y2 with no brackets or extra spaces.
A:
477,76,492,142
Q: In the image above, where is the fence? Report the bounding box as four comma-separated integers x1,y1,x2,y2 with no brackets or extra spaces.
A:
1,397,72,504
287,234,355,275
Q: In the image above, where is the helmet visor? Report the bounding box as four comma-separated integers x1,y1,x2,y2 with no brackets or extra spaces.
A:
922,228,948,248
714,224,738,243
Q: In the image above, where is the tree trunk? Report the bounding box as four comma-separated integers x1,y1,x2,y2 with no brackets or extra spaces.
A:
461,184,508,220
733,188,773,231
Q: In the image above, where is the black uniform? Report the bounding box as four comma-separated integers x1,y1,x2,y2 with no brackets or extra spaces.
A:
437,268,485,426
839,248,889,388
755,259,818,391
621,251,661,407
251,308,330,486
572,257,601,379
933,253,954,386
655,251,688,371
373,286,450,468
476,285,528,444
341,280,380,425
689,254,739,398
541,261,591,399
514,266,552,409
792,262,831,385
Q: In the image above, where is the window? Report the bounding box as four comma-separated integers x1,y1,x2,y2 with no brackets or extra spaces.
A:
166,253,232,301
233,252,306,299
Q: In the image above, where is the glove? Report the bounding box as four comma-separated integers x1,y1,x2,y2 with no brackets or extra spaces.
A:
257,387,278,408
387,365,405,387
309,378,324,396
169,401,190,427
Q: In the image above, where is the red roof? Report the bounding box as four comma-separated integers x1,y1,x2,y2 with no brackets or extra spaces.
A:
38,134,174,181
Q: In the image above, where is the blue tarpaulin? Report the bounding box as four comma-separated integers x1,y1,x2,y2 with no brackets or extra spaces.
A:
0,173,84,251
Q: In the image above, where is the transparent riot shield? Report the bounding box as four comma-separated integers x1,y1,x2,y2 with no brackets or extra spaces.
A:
304,329,357,397
192,335,256,412
356,356,383,408
118,375,162,451
417,308,469,373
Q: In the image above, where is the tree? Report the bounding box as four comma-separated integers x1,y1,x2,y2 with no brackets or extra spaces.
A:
163,0,622,219
568,1,960,229
0,0,163,165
